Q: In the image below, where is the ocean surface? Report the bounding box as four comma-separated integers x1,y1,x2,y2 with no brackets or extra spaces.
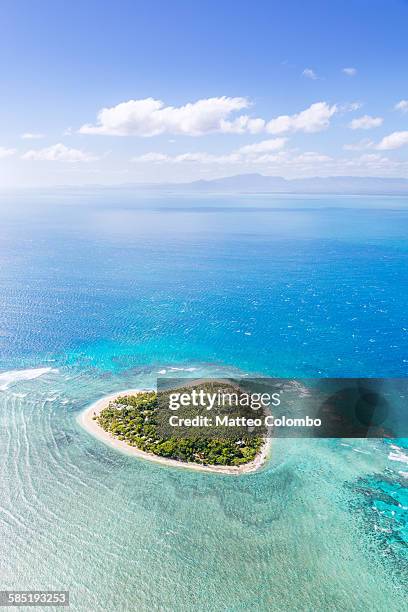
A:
0,190,407,611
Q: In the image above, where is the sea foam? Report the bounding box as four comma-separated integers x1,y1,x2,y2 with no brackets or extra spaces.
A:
388,447,408,465
0,367,54,391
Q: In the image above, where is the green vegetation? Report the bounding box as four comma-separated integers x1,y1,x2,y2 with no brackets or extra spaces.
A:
96,391,264,466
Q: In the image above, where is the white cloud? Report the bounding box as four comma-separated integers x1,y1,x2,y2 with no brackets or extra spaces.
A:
266,102,337,134
131,139,335,170
302,68,318,80
131,143,408,179
22,143,98,162
236,138,287,154
79,97,338,138
132,146,339,178
394,100,408,113
21,132,45,140
133,149,333,168
174,152,223,163
341,153,408,174
291,151,332,163
343,138,374,151
220,115,265,134
342,101,363,112
132,139,286,165
79,96,251,136
342,67,357,77
376,131,408,150
0,146,16,158
349,115,383,130
133,152,214,164
134,152,170,163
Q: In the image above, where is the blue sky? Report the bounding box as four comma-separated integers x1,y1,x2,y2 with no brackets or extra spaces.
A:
1,0,408,186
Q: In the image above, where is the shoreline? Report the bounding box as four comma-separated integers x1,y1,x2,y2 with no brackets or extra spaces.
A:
77,388,271,475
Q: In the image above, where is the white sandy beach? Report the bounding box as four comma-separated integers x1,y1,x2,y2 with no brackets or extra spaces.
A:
78,388,271,475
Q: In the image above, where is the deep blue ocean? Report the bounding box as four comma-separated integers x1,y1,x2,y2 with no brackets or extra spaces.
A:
0,190,407,610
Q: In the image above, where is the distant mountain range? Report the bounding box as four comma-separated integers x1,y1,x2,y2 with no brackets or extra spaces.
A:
48,173,408,196
164,174,408,195
143,174,408,195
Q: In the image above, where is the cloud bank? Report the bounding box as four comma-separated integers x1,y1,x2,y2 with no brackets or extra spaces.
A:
79,96,252,136
132,138,288,165
79,97,338,137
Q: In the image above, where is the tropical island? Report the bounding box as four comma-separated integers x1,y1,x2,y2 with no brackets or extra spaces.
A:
79,388,271,474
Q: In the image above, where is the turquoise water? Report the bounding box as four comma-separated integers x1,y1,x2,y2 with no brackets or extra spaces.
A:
0,192,407,610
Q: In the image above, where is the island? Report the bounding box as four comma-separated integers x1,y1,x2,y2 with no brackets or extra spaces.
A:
79,388,271,474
